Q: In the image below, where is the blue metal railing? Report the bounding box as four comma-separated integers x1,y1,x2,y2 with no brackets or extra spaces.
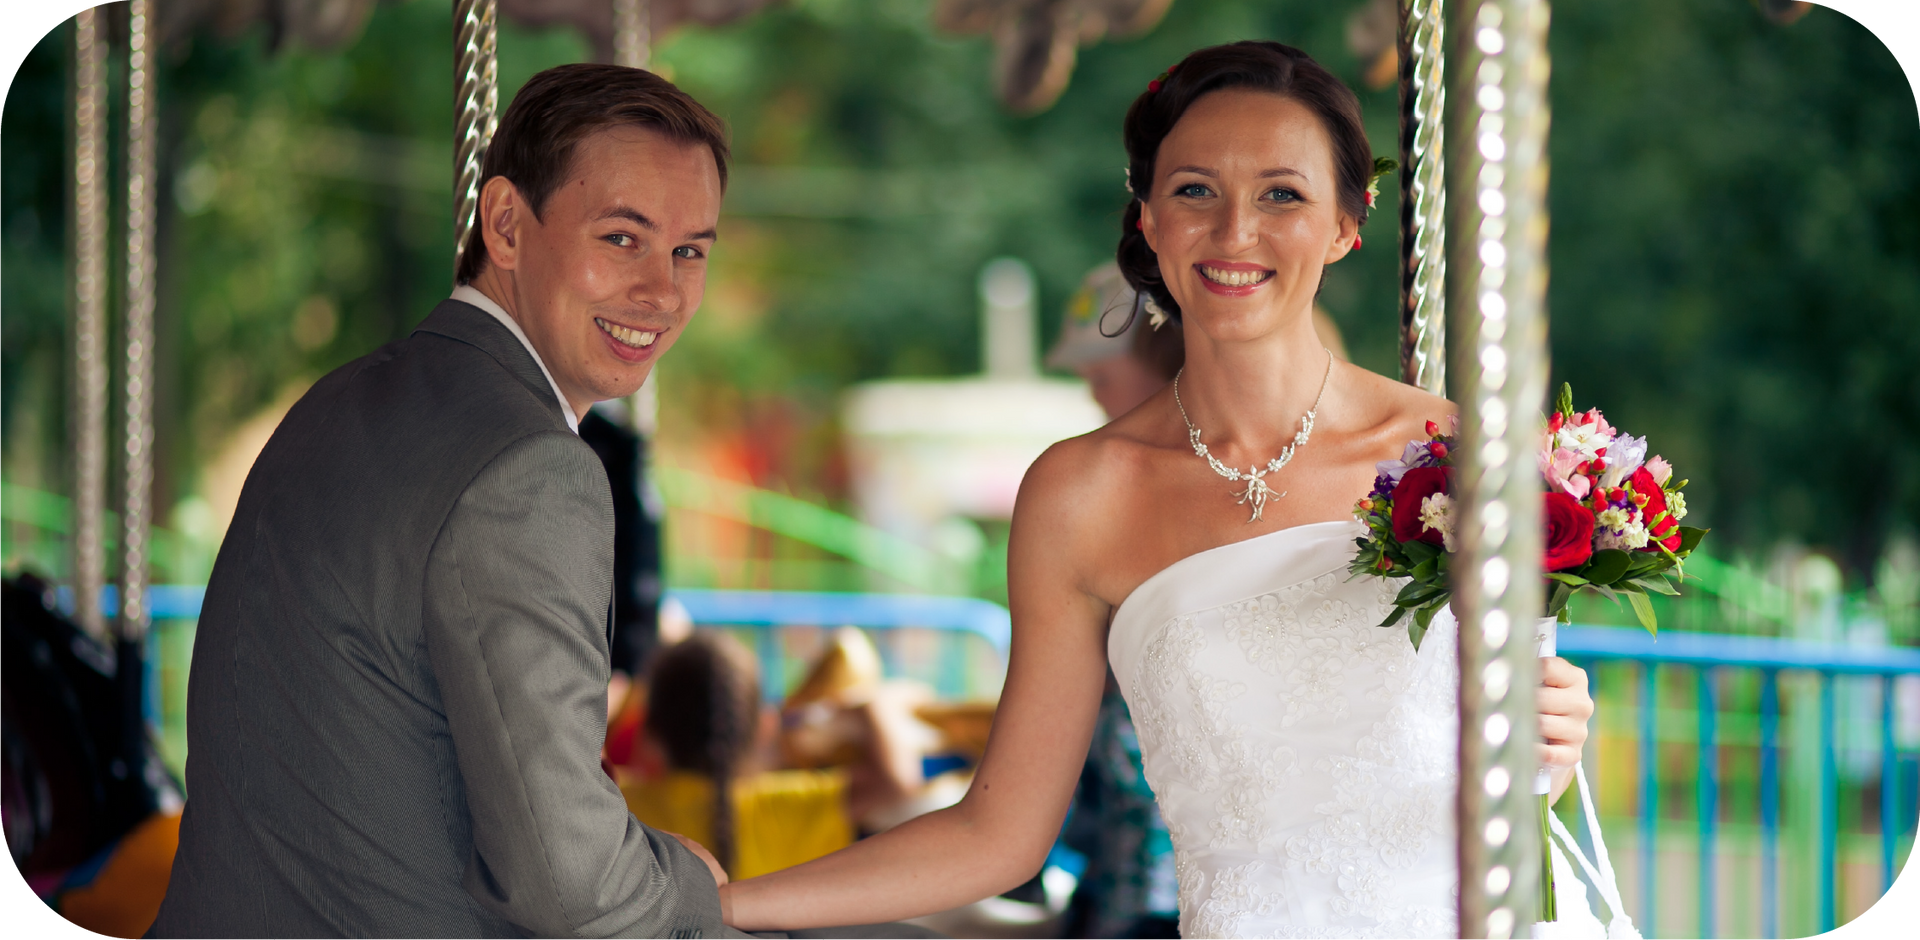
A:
1559,626,1920,937
59,586,1919,935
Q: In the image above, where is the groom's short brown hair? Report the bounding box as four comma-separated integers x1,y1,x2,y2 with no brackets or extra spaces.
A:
455,63,730,285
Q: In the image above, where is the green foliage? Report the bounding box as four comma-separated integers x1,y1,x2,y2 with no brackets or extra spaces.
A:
1548,1,1920,577
649,0,1404,390
0,0,1913,594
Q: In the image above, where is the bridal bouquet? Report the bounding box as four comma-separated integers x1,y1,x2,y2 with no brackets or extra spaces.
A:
1349,385,1704,927
1347,384,1709,652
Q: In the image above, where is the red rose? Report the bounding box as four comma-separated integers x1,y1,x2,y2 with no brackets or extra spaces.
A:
1628,467,1682,553
1390,466,1452,546
1542,491,1596,571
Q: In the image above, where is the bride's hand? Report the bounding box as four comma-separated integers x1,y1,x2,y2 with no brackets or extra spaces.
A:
1537,656,1593,794
668,831,729,888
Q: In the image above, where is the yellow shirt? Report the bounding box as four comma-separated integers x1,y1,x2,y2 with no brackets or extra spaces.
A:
620,769,854,880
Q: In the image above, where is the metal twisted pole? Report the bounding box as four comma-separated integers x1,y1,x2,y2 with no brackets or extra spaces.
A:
71,8,109,640
122,0,159,641
613,0,653,70
453,0,498,280
613,0,659,436
1398,0,1447,396
1449,0,1552,936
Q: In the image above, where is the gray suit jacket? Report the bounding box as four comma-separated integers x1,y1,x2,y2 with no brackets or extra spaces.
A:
151,301,723,938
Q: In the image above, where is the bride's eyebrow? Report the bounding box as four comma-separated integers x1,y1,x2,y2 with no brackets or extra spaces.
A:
1258,167,1306,180
1166,165,1217,178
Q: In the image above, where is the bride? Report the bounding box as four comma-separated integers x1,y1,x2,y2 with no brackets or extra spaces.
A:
722,41,1593,937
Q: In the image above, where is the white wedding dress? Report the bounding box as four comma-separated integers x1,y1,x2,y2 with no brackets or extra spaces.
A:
1109,520,1461,939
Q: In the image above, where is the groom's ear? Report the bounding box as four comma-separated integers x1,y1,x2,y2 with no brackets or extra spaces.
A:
478,176,527,273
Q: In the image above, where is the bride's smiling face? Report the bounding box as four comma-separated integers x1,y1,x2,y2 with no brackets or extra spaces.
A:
1141,88,1359,340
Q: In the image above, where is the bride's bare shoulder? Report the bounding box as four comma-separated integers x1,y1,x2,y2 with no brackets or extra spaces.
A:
1336,361,1456,451
1015,407,1166,534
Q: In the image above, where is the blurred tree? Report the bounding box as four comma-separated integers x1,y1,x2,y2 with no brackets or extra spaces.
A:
1546,0,1920,579
1,0,1913,582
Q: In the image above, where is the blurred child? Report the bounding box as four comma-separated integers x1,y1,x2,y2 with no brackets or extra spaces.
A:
620,633,922,880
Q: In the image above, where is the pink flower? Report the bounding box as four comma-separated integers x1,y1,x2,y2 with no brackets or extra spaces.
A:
1644,455,1673,487
1576,409,1617,438
1539,446,1591,500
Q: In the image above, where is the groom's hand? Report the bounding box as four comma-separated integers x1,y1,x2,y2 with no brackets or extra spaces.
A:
1536,656,1593,775
668,831,729,888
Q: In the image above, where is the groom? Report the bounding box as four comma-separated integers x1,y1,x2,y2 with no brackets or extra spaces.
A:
152,64,731,936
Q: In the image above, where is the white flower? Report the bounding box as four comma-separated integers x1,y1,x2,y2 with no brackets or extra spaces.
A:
1668,490,1688,521
1144,295,1171,330
1553,421,1612,461
1596,517,1651,551
1595,506,1632,531
1419,492,1457,552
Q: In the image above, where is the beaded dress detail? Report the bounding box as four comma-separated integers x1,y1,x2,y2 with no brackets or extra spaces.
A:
1108,520,1459,938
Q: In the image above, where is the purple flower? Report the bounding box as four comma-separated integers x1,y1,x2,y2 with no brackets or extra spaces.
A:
1598,434,1648,489
1375,441,1436,485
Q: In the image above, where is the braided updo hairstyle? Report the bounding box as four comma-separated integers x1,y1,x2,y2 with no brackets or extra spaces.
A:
1117,41,1377,322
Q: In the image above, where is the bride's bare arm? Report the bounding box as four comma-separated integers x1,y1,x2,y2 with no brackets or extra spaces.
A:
719,445,1113,931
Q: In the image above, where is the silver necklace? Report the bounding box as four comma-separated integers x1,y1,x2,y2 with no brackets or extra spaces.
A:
1172,348,1335,522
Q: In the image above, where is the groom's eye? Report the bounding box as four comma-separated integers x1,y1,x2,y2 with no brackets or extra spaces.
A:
604,233,634,247
672,245,706,260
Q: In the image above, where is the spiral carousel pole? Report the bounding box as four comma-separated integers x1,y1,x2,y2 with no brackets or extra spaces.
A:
1448,0,1553,937
70,8,110,641
1398,0,1447,396
122,0,159,642
453,0,499,279
612,0,661,437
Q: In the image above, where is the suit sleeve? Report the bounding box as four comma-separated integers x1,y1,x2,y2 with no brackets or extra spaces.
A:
422,431,723,938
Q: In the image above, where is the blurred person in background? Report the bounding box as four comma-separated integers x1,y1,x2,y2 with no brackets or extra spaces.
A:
579,397,668,712
1045,263,1183,938
621,632,926,880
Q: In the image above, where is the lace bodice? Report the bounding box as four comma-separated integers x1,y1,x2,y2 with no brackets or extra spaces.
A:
1108,520,1460,938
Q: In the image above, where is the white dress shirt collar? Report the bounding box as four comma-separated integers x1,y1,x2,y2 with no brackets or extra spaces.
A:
449,285,580,434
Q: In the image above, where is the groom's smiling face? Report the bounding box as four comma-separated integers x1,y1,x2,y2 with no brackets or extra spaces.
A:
476,124,721,415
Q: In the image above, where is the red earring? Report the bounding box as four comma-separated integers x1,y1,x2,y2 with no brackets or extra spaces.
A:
1352,235,1363,250
1136,218,1144,231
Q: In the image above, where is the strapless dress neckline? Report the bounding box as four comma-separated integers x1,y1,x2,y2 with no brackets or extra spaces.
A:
1107,519,1461,938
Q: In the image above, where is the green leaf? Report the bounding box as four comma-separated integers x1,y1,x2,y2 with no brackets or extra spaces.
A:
1411,558,1438,582
1631,574,1681,596
1407,614,1428,651
1547,572,1591,586
1403,540,1441,563
1380,605,1411,628
1546,581,1573,616
1593,583,1620,604
1678,526,1710,555
1395,582,1446,608
1581,549,1633,586
1627,589,1659,635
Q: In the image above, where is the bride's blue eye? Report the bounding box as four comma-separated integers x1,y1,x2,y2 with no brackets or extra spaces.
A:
1266,187,1300,203
1174,183,1213,198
